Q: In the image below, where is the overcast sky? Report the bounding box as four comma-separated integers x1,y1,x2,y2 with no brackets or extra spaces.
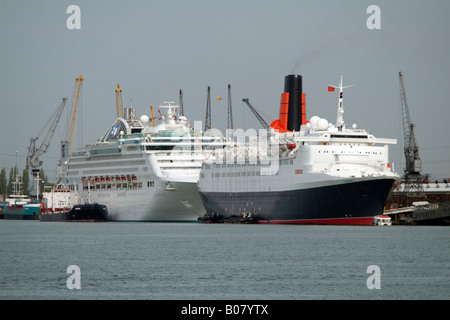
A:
1,0,449,180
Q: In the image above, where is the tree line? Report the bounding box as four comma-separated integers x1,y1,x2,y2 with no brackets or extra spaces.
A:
0,167,50,200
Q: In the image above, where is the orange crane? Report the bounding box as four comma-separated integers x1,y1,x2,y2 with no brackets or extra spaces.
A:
67,75,84,155
115,84,123,118
150,106,156,127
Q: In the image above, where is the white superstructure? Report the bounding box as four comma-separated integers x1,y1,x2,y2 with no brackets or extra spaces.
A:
41,184,80,213
199,112,399,194
66,102,226,221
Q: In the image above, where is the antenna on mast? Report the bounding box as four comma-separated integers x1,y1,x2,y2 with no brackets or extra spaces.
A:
328,73,354,131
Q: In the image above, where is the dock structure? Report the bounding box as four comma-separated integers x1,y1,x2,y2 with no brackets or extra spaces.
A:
412,201,450,225
384,207,414,225
385,182,450,225
387,182,450,208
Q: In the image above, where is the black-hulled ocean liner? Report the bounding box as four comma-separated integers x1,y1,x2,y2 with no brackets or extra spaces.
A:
197,74,400,225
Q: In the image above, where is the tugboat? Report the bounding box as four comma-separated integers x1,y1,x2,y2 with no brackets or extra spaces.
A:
39,183,107,222
373,215,392,226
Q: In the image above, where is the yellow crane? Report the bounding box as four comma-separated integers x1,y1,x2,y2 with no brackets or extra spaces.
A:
67,75,84,155
115,84,123,118
150,106,156,127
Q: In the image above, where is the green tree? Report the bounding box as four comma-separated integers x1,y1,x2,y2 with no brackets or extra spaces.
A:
0,168,6,200
22,169,30,196
39,168,48,184
7,167,17,195
38,168,50,196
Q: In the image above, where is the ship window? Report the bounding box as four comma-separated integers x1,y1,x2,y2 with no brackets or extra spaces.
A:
146,145,175,151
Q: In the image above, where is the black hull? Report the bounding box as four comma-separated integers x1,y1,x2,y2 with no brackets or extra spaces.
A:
39,204,108,222
199,178,397,225
412,202,450,226
414,217,450,226
4,214,38,220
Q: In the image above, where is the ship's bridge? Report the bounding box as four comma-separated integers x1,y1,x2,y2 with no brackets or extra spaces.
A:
100,118,145,142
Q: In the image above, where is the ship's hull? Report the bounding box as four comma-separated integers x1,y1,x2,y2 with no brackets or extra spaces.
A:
4,204,40,220
199,177,398,225
39,204,108,222
81,181,205,222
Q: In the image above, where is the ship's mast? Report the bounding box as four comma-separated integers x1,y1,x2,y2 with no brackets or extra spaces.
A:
328,73,353,131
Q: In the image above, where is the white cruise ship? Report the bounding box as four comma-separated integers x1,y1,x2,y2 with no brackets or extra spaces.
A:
66,102,226,221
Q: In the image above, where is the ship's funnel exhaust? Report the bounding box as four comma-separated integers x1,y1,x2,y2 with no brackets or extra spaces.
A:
270,74,306,132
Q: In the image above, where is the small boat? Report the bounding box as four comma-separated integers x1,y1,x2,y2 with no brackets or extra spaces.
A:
4,175,39,220
165,182,175,191
373,215,392,226
0,201,5,219
198,212,256,224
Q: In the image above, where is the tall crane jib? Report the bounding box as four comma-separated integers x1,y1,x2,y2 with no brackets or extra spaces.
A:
179,89,184,117
205,86,211,131
26,97,68,171
116,84,123,119
227,84,233,131
242,98,270,130
67,75,84,156
399,71,423,195
26,97,68,198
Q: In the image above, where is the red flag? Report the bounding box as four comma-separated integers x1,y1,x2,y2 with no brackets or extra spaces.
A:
328,86,335,92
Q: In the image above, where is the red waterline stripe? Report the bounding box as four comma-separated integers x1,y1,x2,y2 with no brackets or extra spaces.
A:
257,217,373,226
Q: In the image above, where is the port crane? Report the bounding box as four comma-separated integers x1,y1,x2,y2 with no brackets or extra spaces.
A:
242,98,270,130
115,84,123,118
61,75,84,160
26,97,68,198
227,84,233,131
149,106,156,127
179,89,184,117
399,71,424,196
205,86,211,131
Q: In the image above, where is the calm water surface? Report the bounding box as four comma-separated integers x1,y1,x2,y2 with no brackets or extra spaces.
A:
0,220,448,300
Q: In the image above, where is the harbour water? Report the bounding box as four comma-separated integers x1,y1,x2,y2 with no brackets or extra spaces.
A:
0,220,448,300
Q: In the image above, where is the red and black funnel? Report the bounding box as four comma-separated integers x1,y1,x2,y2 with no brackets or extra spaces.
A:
271,74,306,132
